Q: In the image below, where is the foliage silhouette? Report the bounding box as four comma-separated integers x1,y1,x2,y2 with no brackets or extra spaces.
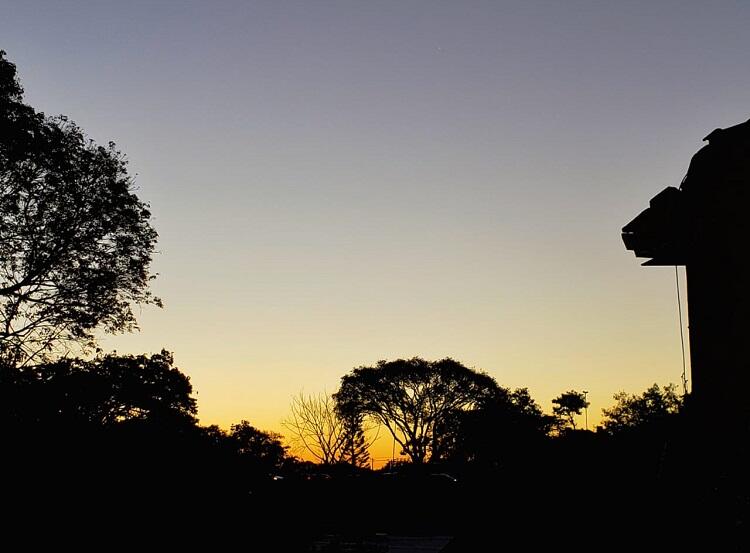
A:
339,409,373,467
600,383,681,434
229,420,288,475
2,352,747,549
1,349,195,428
334,357,499,463
552,389,589,431
0,51,159,365
434,386,552,466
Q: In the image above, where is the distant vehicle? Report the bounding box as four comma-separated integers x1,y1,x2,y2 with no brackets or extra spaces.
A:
305,473,331,481
428,473,458,484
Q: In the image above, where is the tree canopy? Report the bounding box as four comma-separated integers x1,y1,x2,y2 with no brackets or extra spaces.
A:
334,357,499,463
229,420,289,475
434,386,551,464
552,390,589,431
0,350,196,427
0,51,160,365
600,383,681,434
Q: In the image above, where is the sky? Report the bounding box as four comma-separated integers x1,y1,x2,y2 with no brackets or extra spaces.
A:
3,1,749,460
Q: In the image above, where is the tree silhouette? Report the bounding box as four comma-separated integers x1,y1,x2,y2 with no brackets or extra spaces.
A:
600,383,681,434
283,391,348,464
339,410,374,468
229,421,288,475
283,391,376,466
0,51,160,365
334,357,499,463
1,350,196,428
435,386,551,464
552,390,589,431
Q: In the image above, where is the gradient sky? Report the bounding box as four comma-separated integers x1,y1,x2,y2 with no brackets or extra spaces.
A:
3,1,749,459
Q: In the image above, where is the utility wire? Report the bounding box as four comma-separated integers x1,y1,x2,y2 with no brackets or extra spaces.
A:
675,266,688,396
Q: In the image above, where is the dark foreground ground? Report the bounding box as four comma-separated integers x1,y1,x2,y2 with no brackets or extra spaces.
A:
6,459,748,551
5,429,748,550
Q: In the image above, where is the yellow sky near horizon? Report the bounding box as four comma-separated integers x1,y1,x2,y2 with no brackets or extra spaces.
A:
103,266,687,467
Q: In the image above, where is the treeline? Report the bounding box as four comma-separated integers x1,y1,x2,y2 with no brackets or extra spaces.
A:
1,351,294,507
284,357,683,470
1,351,716,547
2,351,683,479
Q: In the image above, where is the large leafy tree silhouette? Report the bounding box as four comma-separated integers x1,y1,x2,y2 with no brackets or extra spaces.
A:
335,357,499,463
0,51,160,365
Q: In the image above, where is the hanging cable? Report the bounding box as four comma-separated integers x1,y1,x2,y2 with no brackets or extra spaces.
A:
675,266,688,396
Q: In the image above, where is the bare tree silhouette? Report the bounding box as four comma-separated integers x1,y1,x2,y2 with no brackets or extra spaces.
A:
283,391,376,465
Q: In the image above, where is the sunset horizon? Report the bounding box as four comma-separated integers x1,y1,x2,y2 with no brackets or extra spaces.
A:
3,2,749,548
